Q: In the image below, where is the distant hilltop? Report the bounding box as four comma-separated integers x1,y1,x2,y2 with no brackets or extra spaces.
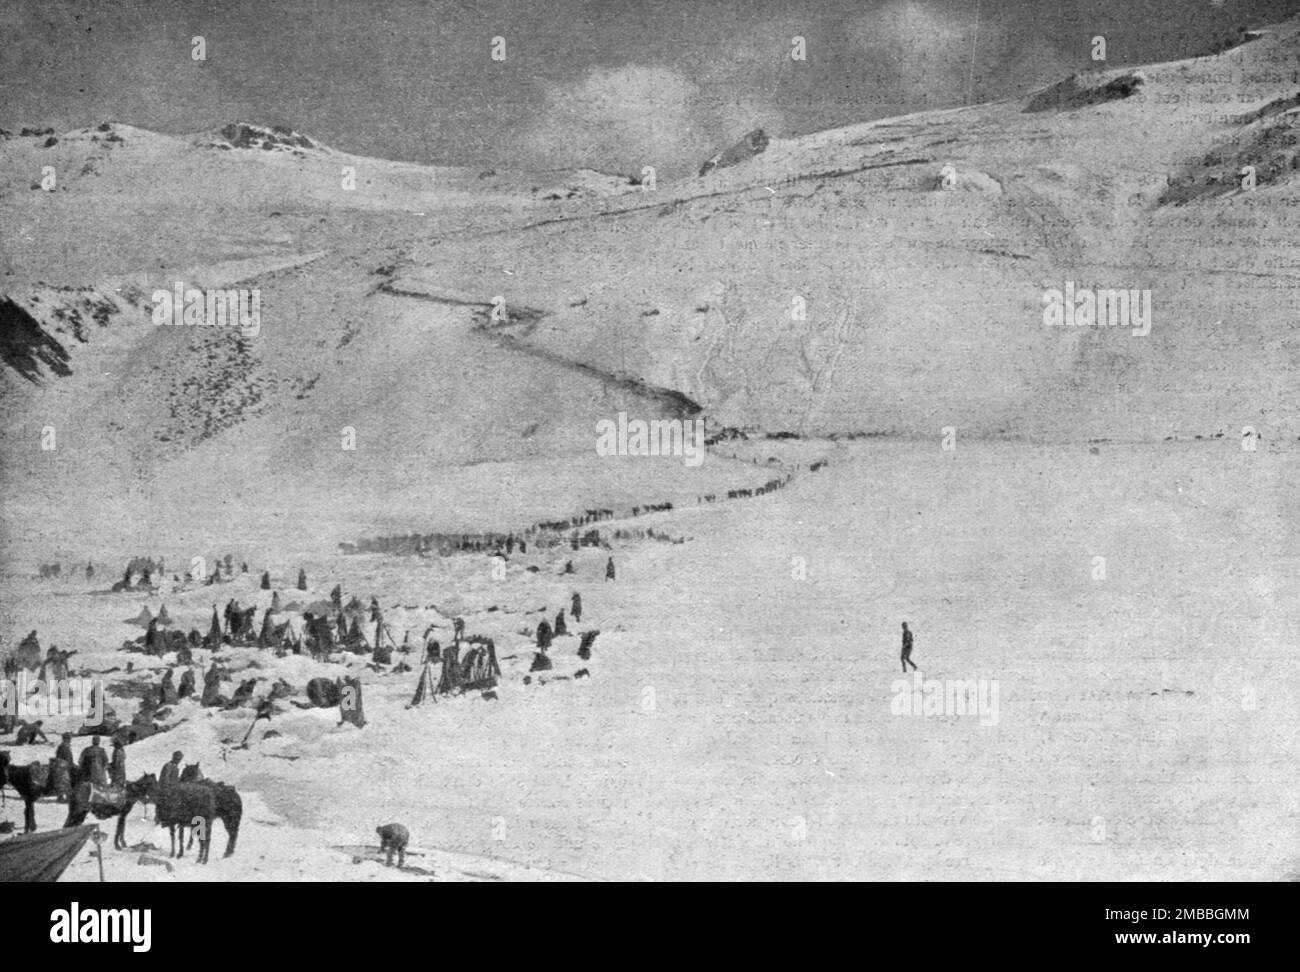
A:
203,122,319,153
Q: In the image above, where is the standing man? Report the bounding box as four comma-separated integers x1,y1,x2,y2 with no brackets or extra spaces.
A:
79,734,108,786
571,591,582,623
605,557,616,582
160,751,183,789
201,660,223,707
900,621,918,673
110,737,127,786
55,731,75,767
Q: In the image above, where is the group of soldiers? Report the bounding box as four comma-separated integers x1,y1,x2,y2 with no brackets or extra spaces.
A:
44,731,130,786
535,591,583,651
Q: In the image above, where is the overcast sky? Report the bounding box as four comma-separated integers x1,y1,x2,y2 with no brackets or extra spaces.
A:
3,0,1297,178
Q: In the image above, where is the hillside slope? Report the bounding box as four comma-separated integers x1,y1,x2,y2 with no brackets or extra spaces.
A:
2,20,1298,564
395,18,1300,441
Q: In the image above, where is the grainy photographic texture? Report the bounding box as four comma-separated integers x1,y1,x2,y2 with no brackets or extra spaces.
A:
1,0,1298,883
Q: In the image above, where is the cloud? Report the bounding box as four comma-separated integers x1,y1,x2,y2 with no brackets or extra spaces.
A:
517,49,790,180
848,0,1071,110
517,64,704,177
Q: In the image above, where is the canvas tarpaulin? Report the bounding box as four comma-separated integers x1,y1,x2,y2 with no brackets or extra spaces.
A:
0,825,97,882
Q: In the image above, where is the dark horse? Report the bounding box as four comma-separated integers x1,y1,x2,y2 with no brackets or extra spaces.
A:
155,781,218,863
154,763,241,863
63,774,157,850
0,751,59,833
180,763,242,859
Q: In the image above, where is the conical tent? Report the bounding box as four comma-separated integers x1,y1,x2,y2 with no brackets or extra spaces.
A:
145,619,165,655
156,604,172,626
270,590,282,612
207,606,223,644
127,606,153,627
409,662,438,706
258,609,275,648
372,621,397,664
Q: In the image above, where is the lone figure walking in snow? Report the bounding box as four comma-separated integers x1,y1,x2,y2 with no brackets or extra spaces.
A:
900,621,917,672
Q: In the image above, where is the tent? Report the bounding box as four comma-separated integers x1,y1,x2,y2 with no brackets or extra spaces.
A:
371,621,399,665
409,661,438,706
204,606,223,647
460,638,502,691
144,619,166,655
0,825,98,882
257,609,276,648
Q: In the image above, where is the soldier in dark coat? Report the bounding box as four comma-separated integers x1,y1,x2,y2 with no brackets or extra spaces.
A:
901,621,918,673
297,567,308,591
159,668,178,706
159,751,183,789
109,738,127,786
605,557,616,581
554,610,567,637
178,667,196,699
55,732,75,765
201,662,223,707
536,618,553,651
79,735,108,786
571,591,582,623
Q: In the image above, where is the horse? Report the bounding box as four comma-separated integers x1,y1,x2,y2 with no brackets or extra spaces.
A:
178,763,242,859
154,782,217,863
63,773,157,850
0,751,58,833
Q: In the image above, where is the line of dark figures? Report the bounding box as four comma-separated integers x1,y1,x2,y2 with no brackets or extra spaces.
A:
351,467,800,558
342,460,816,559
33,558,254,592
